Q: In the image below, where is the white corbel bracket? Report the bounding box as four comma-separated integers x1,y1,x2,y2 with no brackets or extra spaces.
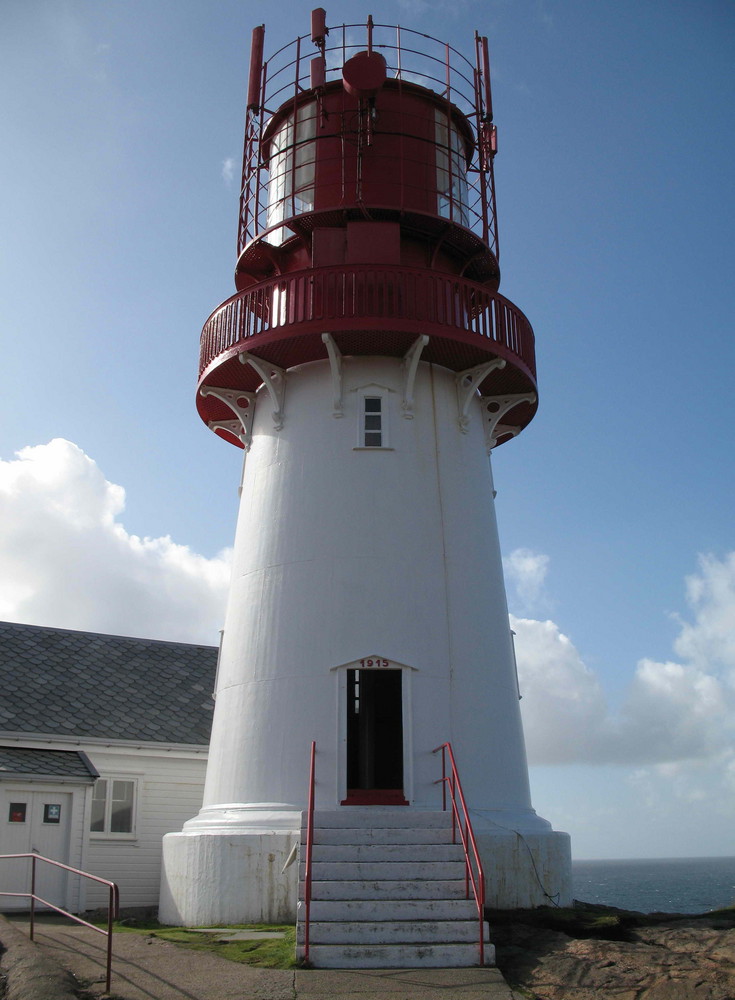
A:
321,333,344,417
239,352,287,430
402,335,429,419
455,358,506,433
208,418,250,448
481,391,537,451
200,385,256,449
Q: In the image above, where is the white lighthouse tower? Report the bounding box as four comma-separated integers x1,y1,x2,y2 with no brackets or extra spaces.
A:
160,9,571,952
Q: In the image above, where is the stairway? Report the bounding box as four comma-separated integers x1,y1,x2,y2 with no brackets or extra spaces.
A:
296,807,493,968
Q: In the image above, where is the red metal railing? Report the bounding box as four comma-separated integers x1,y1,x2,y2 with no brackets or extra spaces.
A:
302,739,317,964
0,852,120,993
432,743,486,966
199,265,535,381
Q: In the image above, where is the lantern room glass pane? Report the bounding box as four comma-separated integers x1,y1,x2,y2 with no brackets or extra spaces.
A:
436,110,469,227
267,106,317,243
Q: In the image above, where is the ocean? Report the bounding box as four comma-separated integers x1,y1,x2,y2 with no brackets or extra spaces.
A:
572,856,735,914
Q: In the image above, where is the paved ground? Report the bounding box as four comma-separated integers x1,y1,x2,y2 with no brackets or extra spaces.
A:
0,914,520,1000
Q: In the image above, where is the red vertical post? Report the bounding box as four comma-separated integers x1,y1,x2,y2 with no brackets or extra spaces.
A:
30,854,36,940
304,740,317,964
106,885,114,993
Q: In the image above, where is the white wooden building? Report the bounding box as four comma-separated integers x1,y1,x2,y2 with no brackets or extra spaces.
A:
0,621,216,913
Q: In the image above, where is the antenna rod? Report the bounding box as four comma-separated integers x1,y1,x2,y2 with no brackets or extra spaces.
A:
247,25,265,111
480,35,493,120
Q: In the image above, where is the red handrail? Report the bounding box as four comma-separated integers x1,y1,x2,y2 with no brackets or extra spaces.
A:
432,742,486,966
302,740,317,964
0,852,119,993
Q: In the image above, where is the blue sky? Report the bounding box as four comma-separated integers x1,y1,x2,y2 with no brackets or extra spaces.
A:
2,0,734,861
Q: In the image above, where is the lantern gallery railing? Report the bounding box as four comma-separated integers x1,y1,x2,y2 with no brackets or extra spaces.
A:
199,265,535,381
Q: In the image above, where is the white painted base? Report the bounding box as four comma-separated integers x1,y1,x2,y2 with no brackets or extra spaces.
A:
159,806,571,926
159,807,301,925
475,826,572,909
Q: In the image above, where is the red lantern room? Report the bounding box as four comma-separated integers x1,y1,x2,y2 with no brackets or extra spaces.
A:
197,9,537,449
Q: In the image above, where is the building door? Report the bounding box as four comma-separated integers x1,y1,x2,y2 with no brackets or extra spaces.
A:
343,668,407,805
0,788,72,910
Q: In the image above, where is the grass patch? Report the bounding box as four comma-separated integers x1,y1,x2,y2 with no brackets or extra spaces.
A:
108,919,297,969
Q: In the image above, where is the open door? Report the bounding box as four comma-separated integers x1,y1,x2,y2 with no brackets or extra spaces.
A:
343,668,407,805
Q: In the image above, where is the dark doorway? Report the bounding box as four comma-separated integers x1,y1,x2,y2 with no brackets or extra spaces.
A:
343,669,407,805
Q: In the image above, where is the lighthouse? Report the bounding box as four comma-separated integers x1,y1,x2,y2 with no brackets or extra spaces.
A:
160,9,572,948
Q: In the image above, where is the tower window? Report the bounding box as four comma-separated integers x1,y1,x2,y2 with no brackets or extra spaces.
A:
363,396,383,447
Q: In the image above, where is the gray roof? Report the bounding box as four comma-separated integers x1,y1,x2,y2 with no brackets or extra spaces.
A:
0,621,217,745
0,746,98,781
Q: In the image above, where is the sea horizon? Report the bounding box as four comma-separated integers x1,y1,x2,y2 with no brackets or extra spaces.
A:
574,853,734,862
571,855,735,914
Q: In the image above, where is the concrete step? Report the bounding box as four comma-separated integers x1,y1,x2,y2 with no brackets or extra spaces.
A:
306,878,467,901
310,843,464,863
298,919,489,945
306,860,466,881
305,826,454,846
307,898,478,921
303,942,493,968
310,809,449,829
297,807,492,969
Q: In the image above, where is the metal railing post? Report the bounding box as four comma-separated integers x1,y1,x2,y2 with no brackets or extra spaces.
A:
303,740,317,964
30,854,36,941
106,883,115,992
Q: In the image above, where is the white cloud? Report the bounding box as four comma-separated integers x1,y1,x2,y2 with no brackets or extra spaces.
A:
674,552,735,680
221,157,235,184
0,440,230,645
504,547,550,613
512,615,609,764
514,552,735,769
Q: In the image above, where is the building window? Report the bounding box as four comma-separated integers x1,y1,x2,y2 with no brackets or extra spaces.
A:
90,778,136,835
9,802,26,823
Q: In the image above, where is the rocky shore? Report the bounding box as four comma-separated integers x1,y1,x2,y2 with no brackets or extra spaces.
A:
489,902,735,999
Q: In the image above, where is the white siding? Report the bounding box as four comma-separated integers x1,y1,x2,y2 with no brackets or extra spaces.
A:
81,749,207,910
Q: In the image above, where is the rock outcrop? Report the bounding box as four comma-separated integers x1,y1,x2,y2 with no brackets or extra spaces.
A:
490,903,735,1000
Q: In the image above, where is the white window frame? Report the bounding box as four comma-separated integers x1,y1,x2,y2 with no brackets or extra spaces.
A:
354,389,392,450
89,776,138,840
